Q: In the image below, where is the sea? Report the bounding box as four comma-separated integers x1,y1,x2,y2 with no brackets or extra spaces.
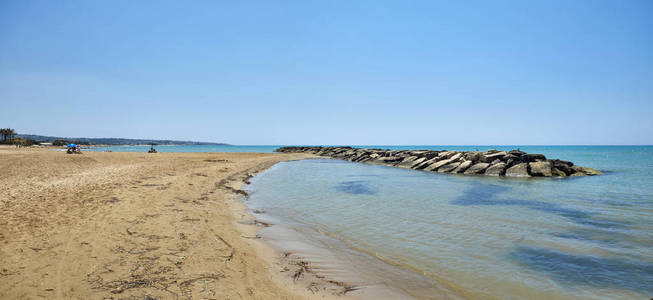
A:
93,145,653,299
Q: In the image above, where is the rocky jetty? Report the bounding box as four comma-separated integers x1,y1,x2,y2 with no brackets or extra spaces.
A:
275,146,603,178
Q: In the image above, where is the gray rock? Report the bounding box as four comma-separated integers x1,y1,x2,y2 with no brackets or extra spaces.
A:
425,153,462,171
422,151,440,159
524,153,546,162
481,151,507,163
413,157,438,170
374,156,403,164
407,157,426,168
437,162,461,173
502,154,518,161
505,163,530,177
574,166,604,176
551,159,573,166
505,158,519,168
437,151,456,160
407,150,429,156
397,156,420,168
463,152,483,163
453,160,473,173
529,161,552,177
463,163,490,175
550,159,574,175
552,167,567,177
274,146,601,179
508,150,526,156
484,162,507,176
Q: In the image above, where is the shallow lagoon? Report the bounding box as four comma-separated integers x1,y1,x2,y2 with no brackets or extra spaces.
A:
246,146,653,299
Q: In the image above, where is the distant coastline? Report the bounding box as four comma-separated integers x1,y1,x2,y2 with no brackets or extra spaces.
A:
18,134,228,146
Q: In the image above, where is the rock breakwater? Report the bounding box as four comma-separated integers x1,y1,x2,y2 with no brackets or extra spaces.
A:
275,147,603,178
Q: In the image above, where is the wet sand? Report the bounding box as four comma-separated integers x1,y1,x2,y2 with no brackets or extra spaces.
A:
0,148,356,299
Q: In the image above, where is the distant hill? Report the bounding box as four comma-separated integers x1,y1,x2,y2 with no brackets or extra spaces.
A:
18,134,228,146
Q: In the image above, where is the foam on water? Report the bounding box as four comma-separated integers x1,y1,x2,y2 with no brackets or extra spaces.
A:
244,146,653,300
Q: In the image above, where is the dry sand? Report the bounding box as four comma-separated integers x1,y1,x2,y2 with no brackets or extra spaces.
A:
0,148,355,299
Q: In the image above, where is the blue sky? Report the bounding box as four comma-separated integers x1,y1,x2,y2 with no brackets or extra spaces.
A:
1,0,652,145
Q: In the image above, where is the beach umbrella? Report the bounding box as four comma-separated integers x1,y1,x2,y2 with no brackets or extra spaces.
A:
67,143,77,147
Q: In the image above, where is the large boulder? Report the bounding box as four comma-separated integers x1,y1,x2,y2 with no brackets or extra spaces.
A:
453,160,473,173
508,150,526,156
413,157,438,170
397,156,423,168
572,166,604,176
407,150,429,156
437,151,457,160
485,162,507,176
551,159,573,167
502,154,518,161
505,163,530,177
529,161,552,177
437,162,461,173
463,152,483,163
374,156,403,164
550,159,574,175
481,151,507,163
463,163,490,175
422,151,440,160
407,157,427,168
425,153,462,171
552,168,567,177
523,153,547,162
353,153,373,162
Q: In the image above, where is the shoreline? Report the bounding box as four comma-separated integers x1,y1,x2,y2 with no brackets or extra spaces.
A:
231,161,425,299
240,159,472,300
217,156,425,299
219,157,369,299
2,147,552,300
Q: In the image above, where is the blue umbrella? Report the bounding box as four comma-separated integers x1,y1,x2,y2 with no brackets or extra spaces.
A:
67,143,77,147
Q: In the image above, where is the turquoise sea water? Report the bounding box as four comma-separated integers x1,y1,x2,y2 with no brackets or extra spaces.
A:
244,146,653,300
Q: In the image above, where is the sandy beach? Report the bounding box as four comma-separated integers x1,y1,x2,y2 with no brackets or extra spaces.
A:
0,147,353,299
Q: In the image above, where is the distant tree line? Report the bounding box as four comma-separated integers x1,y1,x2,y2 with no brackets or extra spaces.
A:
0,128,16,144
1,128,43,146
18,134,227,146
0,128,18,145
51,139,91,146
1,128,94,147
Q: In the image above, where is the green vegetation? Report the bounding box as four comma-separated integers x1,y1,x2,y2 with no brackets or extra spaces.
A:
51,139,91,146
17,134,227,146
3,130,226,146
0,128,16,144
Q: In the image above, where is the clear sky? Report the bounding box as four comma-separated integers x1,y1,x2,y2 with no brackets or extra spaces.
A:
1,0,652,145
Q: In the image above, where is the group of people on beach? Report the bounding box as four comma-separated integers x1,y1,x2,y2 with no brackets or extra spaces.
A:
66,144,81,154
